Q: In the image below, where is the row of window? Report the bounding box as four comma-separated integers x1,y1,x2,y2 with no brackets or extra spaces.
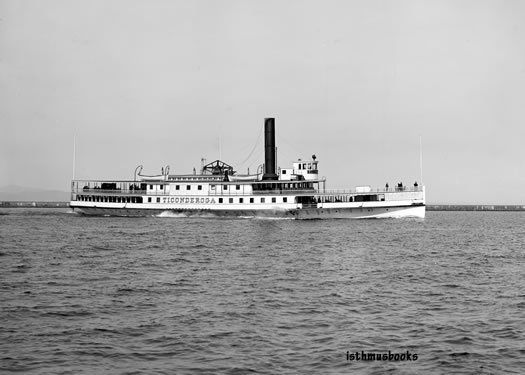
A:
173,184,244,191
76,195,290,204
297,162,317,170
148,183,313,192
168,176,222,181
216,197,288,204
317,194,384,203
150,184,205,191
211,185,241,191
144,197,290,204
252,182,313,191
76,194,383,204
77,195,143,203
175,185,203,191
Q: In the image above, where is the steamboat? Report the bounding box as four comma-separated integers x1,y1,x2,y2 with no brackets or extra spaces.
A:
70,118,425,218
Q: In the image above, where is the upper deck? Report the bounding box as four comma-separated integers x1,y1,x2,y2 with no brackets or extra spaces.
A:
71,178,423,198
70,177,322,196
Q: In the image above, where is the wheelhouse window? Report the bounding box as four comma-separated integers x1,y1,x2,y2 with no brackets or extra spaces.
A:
239,198,243,203
198,185,202,190
272,197,276,203
236,185,240,190
176,185,180,190
156,197,160,203
149,184,153,189
261,198,265,203
250,198,254,203
229,198,233,203
186,185,191,190
160,185,163,190
219,198,223,203
148,197,152,202
283,197,287,203
223,185,228,190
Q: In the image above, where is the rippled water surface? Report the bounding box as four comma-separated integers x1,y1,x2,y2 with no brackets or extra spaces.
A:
1,208,524,374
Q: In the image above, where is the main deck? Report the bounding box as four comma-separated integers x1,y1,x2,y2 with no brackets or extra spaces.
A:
69,178,425,218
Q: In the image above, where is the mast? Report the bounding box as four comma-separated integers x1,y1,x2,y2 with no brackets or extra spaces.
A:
72,133,76,180
219,134,222,161
419,135,423,184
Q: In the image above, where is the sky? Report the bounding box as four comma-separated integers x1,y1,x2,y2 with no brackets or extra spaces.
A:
1,0,524,204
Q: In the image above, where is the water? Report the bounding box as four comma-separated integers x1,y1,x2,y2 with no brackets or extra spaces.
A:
1,209,524,374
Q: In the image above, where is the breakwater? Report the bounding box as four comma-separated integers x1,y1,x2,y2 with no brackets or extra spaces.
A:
427,205,525,211
1,201,524,211
1,201,69,208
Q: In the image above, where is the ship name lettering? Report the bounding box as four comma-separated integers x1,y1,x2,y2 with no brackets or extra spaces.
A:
161,197,217,204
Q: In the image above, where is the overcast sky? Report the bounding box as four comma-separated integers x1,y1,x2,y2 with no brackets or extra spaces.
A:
1,0,524,204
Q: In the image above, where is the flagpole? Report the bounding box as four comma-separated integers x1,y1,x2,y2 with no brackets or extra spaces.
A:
419,135,423,184
73,133,76,180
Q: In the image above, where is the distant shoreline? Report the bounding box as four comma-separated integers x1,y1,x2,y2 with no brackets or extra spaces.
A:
1,201,69,208
1,201,524,211
426,205,525,211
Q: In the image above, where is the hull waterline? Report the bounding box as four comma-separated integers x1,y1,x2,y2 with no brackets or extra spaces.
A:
71,204,425,219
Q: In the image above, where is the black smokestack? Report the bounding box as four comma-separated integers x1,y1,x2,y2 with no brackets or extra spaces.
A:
262,117,278,180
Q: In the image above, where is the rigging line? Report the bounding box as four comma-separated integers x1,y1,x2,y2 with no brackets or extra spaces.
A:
244,151,262,172
237,138,263,166
242,140,265,169
235,123,264,167
246,159,263,172
276,133,303,160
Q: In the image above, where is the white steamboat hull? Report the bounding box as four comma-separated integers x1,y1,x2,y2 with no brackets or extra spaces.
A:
71,203,425,219
295,204,425,219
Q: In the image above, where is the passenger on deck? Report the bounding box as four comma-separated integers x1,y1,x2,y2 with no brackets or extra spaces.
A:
385,183,389,191
414,181,418,187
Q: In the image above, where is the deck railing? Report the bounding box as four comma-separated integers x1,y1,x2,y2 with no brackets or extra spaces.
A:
73,188,147,195
72,186,423,197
